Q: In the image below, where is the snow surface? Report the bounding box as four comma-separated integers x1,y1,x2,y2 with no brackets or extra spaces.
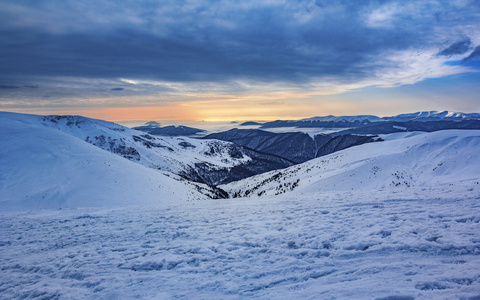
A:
1,188,480,299
1,112,480,299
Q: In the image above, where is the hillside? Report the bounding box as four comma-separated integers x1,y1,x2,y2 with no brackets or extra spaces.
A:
39,114,250,180
204,128,378,164
0,112,295,186
0,113,215,211
223,130,480,197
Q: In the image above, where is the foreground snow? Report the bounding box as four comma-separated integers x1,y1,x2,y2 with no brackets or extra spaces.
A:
1,186,480,299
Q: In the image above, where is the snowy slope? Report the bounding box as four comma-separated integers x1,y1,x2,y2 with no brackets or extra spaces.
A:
223,130,480,197
0,113,211,211
0,112,252,185
1,114,480,299
1,188,479,299
384,110,480,122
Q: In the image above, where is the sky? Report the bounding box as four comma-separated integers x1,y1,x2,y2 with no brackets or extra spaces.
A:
1,0,480,124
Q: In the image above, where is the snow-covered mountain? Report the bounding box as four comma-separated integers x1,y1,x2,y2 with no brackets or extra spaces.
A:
0,112,218,211
222,130,480,197
133,122,206,137
2,112,480,299
303,110,480,123
204,129,379,164
0,112,290,186
300,114,382,122
331,118,480,136
38,114,250,181
0,112,298,188
383,110,480,122
260,110,480,130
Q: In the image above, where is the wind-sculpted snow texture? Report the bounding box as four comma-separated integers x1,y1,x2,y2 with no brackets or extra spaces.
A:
1,188,480,299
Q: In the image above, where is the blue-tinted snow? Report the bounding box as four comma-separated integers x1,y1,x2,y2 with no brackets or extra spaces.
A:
1,187,479,299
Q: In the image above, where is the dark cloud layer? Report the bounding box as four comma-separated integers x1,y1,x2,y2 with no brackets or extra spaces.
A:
438,39,471,56
464,46,480,61
0,0,479,102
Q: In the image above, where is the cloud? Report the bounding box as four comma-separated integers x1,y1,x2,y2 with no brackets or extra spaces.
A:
261,101,285,105
464,45,480,61
0,0,480,109
438,39,472,56
364,2,404,28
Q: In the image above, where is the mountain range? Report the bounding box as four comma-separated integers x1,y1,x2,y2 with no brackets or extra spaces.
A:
1,110,480,211
0,112,294,196
222,130,480,198
2,110,480,299
259,110,480,130
203,129,379,164
133,122,206,137
300,110,480,123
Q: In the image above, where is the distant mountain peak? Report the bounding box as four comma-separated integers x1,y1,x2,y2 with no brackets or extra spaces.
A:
133,123,205,137
144,121,161,128
300,114,382,123
259,110,480,129
384,110,480,122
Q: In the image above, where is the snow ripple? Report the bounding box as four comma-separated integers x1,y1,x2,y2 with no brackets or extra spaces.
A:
1,189,480,299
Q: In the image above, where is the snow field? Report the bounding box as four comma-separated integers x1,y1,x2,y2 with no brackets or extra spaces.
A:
1,187,480,299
